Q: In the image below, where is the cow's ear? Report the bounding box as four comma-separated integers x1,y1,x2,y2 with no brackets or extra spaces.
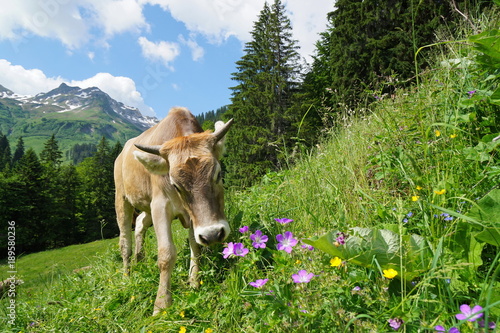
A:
133,151,169,175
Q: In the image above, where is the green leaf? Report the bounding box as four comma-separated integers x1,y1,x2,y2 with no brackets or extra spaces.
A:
466,189,500,246
305,227,433,281
468,29,500,66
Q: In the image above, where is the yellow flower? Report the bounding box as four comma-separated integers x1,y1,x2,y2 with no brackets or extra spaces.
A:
411,196,420,202
179,326,187,333
416,185,423,190
450,133,457,138
434,189,446,195
330,257,342,267
180,310,185,318
295,260,302,265
200,280,204,285
435,130,441,137
130,295,135,301
383,268,398,279
205,329,214,333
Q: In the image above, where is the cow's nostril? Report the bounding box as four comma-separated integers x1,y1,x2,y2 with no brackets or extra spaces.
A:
217,228,225,242
199,234,209,246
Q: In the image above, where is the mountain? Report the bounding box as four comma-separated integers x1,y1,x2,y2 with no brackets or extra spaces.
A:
0,83,159,156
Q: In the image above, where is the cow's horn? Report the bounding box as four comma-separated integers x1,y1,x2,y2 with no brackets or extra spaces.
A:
213,118,234,142
134,143,162,155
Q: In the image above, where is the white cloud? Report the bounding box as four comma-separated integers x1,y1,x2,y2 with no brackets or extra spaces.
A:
138,36,181,69
0,0,332,63
143,0,332,62
143,0,261,44
88,0,149,37
0,59,63,95
0,59,156,116
71,73,155,116
179,34,204,61
0,0,148,49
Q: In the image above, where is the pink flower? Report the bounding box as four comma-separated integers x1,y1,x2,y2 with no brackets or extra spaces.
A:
388,318,403,331
249,279,268,288
455,304,483,322
275,218,293,224
222,242,249,258
239,226,249,233
250,230,268,249
292,270,314,283
276,231,298,253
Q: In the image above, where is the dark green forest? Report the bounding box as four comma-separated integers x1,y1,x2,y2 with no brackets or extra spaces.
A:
0,133,121,257
1,0,494,257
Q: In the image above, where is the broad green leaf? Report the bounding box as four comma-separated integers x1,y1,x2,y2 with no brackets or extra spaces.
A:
305,227,433,281
466,189,500,246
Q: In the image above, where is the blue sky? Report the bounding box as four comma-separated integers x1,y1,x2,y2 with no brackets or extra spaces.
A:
0,0,333,119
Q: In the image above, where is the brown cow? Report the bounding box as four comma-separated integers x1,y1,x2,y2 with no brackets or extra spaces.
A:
114,107,232,314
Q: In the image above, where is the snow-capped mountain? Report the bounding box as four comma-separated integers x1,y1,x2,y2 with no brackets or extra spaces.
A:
0,83,159,155
10,83,159,130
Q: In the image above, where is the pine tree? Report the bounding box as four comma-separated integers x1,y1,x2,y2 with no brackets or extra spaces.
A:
225,0,302,187
304,0,478,113
12,137,25,166
40,134,63,170
0,133,11,171
77,137,118,241
14,148,50,252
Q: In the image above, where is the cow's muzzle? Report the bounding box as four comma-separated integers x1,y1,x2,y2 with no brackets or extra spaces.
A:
195,221,230,246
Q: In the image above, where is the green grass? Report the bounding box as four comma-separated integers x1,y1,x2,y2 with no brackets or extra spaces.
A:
2,9,500,333
0,238,117,290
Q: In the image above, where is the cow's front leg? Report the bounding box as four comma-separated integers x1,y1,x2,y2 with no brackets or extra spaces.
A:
152,204,176,315
188,227,201,288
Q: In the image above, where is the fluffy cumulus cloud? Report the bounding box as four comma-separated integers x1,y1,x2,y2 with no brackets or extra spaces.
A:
0,59,155,116
0,0,148,49
143,0,333,61
71,73,155,116
179,34,205,62
0,0,331,61
0,59,63,95
138,37,181,70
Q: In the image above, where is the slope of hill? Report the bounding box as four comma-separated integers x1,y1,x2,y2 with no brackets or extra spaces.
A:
0,83,159,154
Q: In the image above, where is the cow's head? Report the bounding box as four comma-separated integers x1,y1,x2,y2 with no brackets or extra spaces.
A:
133,119,233,246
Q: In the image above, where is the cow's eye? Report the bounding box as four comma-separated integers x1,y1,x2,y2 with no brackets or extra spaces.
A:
173,183,181,193
216,171,222,183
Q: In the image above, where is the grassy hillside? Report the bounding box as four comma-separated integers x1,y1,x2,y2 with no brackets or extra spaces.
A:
1,12,499,333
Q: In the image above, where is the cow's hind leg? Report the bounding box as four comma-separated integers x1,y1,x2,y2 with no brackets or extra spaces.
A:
116,196,134,274
134,211,152,262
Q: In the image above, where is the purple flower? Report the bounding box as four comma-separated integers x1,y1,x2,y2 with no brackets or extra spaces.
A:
249,278,268,288
301,242,314,251
335,232,347,245
352,286,361,291
467,90,477,97
275,218,293,224
239,226,249,233
407,212,413,218
479,320,496,329
250,230,268,249
456,304,483,322
388,318,403,331
276,231,298,253
292,270,314,283
222,242,249,258
435,325,460,333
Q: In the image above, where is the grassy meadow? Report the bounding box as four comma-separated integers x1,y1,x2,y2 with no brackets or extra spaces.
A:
2,12,500,333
